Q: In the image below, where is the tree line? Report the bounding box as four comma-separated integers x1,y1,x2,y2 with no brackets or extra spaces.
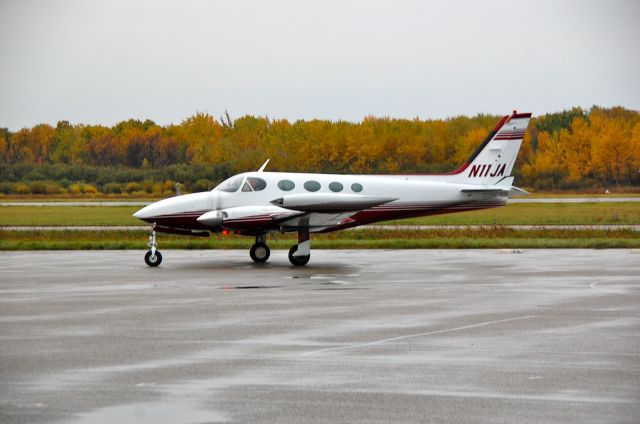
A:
1,106,639,195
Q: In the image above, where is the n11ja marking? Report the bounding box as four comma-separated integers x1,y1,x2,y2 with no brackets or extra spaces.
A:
468,163,507,178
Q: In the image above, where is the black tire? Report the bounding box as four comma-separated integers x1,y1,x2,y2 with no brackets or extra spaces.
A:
288,245,310,266
144,250,162,267
250,242,270,263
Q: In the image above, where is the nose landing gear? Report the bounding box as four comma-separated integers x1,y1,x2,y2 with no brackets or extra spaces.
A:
144,228,162,267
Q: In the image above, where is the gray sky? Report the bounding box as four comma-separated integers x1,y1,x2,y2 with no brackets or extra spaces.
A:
1,0,639,130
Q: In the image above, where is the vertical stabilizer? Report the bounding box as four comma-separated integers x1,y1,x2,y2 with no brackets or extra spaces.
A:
446,111,531,185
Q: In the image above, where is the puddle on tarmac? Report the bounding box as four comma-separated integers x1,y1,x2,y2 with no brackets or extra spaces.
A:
68,401,226,424
220,285,283,290
313,287,367,291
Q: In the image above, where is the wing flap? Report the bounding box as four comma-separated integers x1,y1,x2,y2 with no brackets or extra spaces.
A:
271,193,397,213
278,211,358,231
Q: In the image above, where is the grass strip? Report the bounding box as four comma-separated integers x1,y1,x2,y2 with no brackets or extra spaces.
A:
0,206,141,226
388,202,640,225
1,202,639,226
1,228,638,250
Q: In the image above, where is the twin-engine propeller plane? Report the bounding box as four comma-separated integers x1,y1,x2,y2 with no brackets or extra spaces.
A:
134,111,532,267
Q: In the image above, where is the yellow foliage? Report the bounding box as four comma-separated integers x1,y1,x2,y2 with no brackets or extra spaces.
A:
454,127,487,165
3,108,640,189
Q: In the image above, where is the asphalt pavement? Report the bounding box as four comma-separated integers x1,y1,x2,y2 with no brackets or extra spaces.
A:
1,249,639,423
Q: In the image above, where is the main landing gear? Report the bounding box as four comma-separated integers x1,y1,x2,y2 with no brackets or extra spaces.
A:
250,234,271,263
143,229,312,267
248,231,311,266
288,230,310,267
288,245,310,267
144,228,162,267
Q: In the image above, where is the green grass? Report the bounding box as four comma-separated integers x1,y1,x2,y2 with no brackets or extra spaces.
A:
1,202,638,251
525,193,640,198
0,203,638,226
389,203,640,225
1,227,638,250
0,206,141,226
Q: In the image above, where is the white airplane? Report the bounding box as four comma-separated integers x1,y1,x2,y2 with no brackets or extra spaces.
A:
134,111,531,267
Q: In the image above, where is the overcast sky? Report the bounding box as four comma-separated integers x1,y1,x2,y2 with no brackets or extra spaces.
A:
1,0,639,130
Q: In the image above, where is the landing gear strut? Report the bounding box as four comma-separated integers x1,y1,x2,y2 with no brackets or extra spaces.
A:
250,234,270,263
289,230,310,266
144,228,162,267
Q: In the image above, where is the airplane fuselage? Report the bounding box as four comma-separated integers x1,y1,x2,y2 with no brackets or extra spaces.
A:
135,172,508,236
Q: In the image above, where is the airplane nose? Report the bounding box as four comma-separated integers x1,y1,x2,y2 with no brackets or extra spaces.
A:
133,205,152,219
133,191,215,222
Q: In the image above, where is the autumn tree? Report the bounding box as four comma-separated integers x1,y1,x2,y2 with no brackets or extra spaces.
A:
174,113,224,165
2,107,639,191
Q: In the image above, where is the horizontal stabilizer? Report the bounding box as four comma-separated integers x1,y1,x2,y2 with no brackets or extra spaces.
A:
461,176,529,198
509,186,530,196
460,188,510,194
271,193,397,212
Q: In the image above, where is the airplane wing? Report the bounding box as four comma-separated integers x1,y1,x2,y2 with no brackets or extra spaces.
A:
275,211,358,231
271,193,397,231
197,194,396,233
271,193,397,212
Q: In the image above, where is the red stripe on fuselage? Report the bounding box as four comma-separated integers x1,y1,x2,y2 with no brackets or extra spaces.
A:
323,202,505,232
137,201,507,234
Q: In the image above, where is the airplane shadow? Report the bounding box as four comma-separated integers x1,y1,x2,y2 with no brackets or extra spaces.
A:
170,259,356,274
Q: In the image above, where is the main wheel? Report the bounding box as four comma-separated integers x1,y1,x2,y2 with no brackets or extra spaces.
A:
288,245,310,266
144,250,162,267
250,242,270,263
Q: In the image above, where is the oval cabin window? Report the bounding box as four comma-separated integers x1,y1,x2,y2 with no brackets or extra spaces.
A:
304,180,321,192
329,182,343,192
278,180,295,191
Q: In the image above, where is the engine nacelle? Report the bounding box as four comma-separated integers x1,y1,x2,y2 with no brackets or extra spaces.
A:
196,210,224,227
197,205,292,229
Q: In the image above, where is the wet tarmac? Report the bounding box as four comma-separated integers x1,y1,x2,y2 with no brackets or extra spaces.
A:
1,249,639,423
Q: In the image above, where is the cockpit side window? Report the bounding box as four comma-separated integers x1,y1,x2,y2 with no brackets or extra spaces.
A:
241,177,267,192
214,175,244,192
246,177,267,191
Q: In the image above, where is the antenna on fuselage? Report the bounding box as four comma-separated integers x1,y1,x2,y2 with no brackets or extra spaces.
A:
257,159,270,172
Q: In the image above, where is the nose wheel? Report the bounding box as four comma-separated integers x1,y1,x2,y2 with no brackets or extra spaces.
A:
145,229,162,267
250,234,270,263
145,249,163,267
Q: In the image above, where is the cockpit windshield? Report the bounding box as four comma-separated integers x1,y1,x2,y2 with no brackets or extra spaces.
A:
213,175,244,192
